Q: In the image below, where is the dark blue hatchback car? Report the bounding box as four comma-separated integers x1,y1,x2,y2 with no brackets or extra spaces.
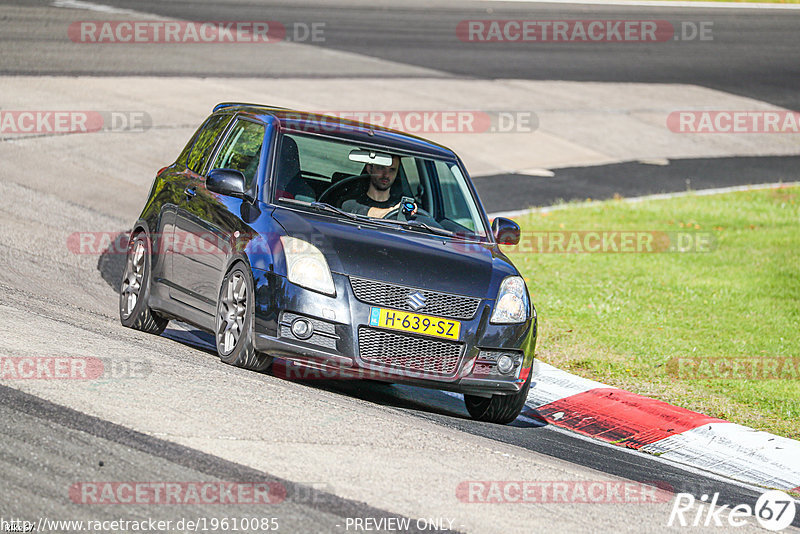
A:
120,103,537,424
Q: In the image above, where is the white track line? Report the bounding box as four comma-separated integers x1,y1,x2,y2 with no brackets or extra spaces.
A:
51,0,150,16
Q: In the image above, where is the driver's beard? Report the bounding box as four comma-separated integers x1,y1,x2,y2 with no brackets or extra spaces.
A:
371,175,393,192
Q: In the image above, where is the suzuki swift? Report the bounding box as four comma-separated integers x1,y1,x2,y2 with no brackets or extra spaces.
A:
120,103,537,424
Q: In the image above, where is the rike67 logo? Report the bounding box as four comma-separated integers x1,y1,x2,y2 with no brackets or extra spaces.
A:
668,490,796,531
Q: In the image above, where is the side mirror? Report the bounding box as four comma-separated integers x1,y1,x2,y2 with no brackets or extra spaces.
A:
492,217,520,246
207,168,247,199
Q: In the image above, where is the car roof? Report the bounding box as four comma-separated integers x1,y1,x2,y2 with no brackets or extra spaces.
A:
213,102,458,159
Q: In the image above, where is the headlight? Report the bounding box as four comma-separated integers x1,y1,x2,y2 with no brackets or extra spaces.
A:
280,236,335,296
490,276,529,324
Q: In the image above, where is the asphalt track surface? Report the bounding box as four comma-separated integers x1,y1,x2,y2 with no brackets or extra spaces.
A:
475,155,800,211
1,385,432,534
2,1,799,532
7,0,800,110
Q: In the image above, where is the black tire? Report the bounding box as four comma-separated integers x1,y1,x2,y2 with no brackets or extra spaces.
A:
215,264,273,372
119,233,168,335
464,371,532,424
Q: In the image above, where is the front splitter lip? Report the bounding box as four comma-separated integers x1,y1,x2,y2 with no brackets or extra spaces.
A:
255,334,525,395
255,334,354,367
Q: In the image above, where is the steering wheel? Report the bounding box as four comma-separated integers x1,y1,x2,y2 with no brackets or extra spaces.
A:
318,174,367,205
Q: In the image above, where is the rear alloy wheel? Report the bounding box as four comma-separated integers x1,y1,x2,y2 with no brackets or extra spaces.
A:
215,265,273,372
119,233,168,335
463,371,532,424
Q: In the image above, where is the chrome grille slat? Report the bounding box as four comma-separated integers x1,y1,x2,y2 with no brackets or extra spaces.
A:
349,277,480,320
358,327,463,377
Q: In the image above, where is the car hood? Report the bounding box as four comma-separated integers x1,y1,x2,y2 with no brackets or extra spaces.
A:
272,208,517,298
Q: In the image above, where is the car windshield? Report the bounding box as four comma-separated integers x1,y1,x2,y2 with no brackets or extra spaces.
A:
273,132,489,239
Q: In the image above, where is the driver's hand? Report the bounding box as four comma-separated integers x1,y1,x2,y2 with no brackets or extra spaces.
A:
367,201,411,218
367,202,417,218
367,204,396,218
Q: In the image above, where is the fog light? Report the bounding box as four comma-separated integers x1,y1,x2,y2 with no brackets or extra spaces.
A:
291,318,313,340
496,354,516,375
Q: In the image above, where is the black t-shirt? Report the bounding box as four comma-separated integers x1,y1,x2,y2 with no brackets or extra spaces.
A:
341,192,401,216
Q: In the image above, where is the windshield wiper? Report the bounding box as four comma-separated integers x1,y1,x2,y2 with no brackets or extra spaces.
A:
378,218,456,238
279,198,474,238
396,219,486,242
309,201,363,220
404,220,457,237
278,197,363,221
280,199,404,230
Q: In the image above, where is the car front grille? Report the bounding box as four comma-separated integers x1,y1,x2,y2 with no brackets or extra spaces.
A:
349,276,481,320
357,326,463,377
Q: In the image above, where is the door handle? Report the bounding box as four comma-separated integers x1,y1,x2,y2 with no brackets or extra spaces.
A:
184,187,197,200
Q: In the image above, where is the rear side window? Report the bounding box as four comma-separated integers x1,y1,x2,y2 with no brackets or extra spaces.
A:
186,114,231,173
210,119,265,188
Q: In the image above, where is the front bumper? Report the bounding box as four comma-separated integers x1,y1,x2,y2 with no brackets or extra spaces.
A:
251,269,537,396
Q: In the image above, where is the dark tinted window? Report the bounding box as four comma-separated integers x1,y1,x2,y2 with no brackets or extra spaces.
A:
210,119,265,188
186,114,231,173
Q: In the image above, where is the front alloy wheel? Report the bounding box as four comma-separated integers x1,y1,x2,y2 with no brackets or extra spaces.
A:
215,264,272,372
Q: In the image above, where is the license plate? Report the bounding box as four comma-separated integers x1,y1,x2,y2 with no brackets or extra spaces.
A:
368,307,461,340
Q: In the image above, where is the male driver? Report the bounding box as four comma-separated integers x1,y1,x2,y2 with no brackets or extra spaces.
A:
342,156,409,218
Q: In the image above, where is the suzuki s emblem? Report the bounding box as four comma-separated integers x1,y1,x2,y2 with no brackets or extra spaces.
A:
407,291,427,311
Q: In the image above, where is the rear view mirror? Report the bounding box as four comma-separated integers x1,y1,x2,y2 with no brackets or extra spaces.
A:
492,217,521,245
348,149,393,167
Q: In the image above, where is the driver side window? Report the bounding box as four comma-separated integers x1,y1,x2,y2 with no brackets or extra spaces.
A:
211,119,265,188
